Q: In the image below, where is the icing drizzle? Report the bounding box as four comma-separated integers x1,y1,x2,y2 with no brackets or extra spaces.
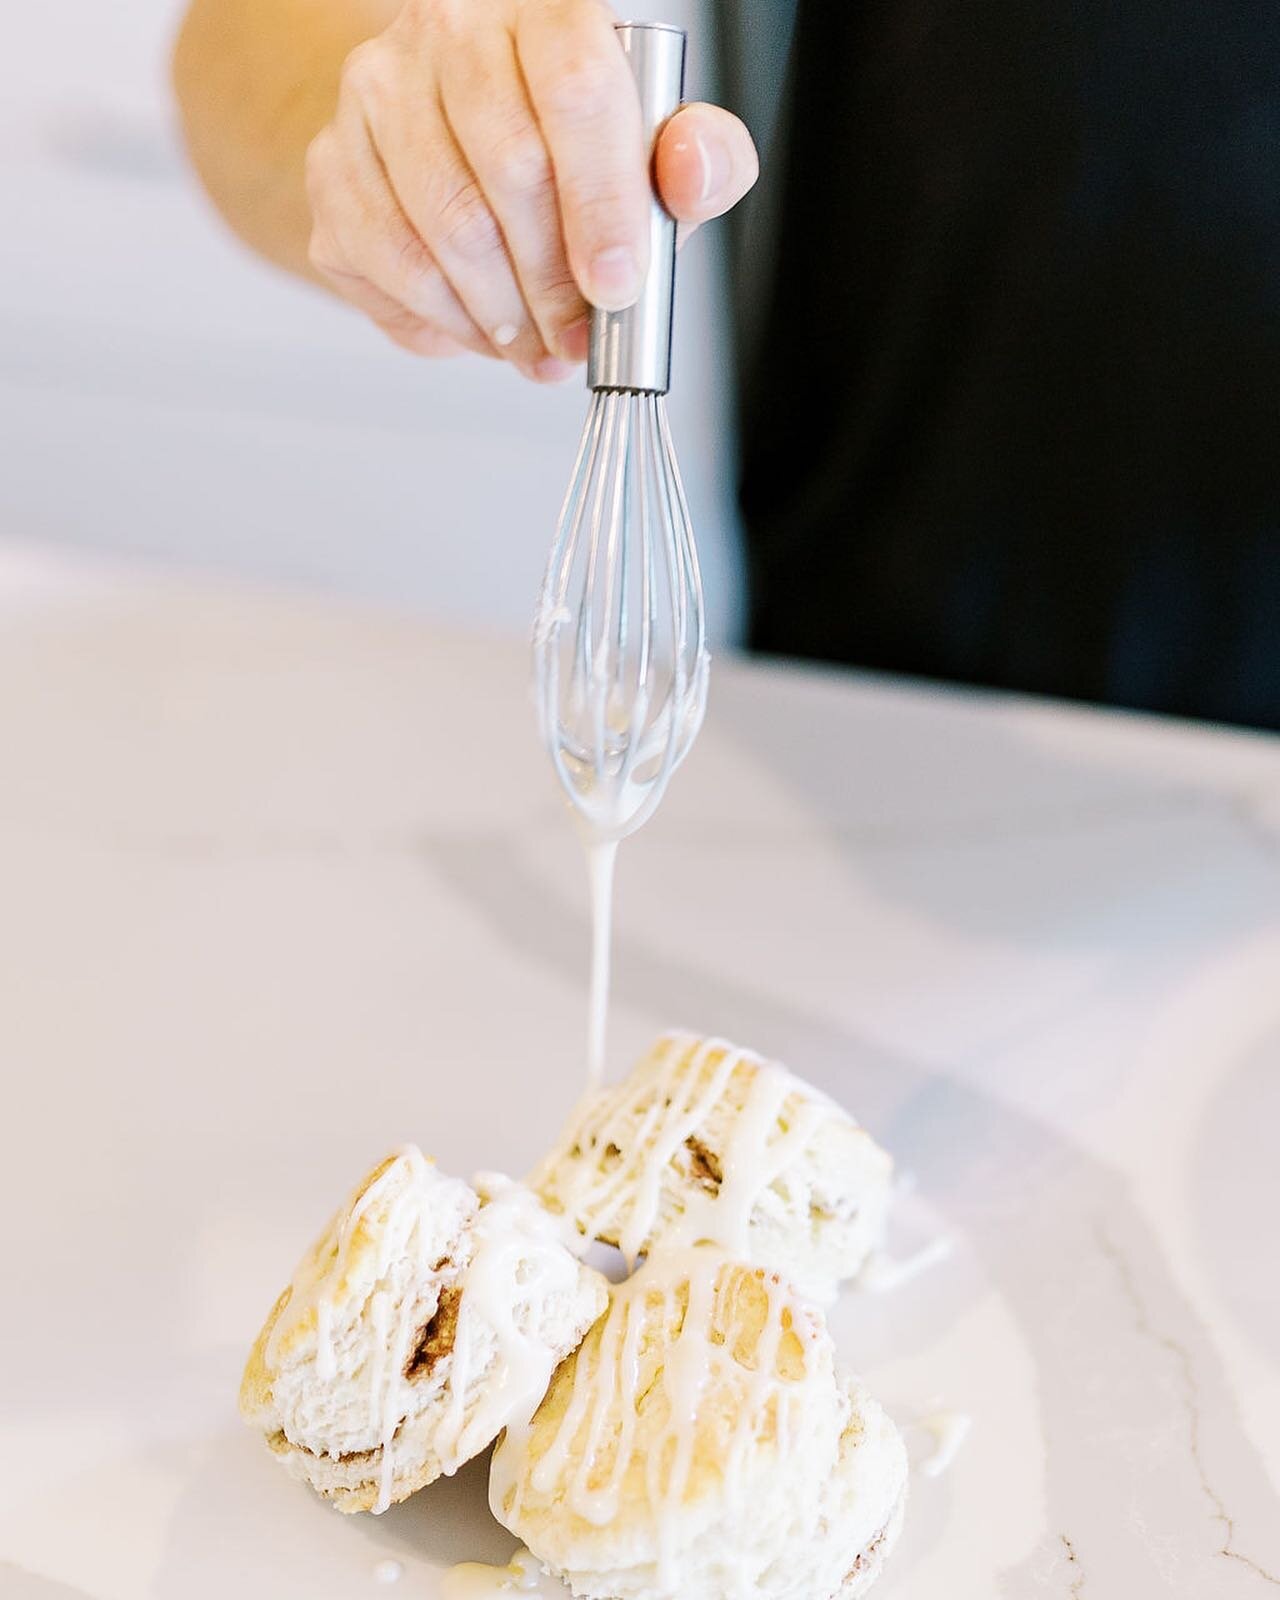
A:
533,1035,830,1267
909,1409,972,1479
441,1547,557,1598
585,840,617,1094
267,1150,590,1514
857,1234,953,1294
492,1249,830,1594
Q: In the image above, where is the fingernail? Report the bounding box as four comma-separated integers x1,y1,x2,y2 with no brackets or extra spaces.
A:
559,316,590,363
534,356,575,383
588,246,640,309
693,129,732,207
492,322,520,348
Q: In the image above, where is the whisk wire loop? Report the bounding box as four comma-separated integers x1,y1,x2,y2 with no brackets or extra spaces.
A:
533,389,708,842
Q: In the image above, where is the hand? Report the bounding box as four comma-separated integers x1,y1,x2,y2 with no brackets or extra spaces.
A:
303,0,758,377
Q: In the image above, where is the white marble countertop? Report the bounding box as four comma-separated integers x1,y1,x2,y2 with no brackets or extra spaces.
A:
2,545,1278,1599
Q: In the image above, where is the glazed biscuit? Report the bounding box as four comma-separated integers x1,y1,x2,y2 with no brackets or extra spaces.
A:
531,1033,893,1301
490,1248,908,1600
240,1148,607,1513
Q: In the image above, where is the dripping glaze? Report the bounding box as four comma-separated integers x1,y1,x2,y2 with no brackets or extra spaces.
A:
910,1409,972,1479
269,1151,586,1515
532,578,705,1092
490,1250,832,1594
585,840,617,1093
535,1034,828,1267
441,1547,557,1598
857,1235,953,1294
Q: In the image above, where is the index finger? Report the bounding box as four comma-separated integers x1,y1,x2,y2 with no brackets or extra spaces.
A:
515,0,650,310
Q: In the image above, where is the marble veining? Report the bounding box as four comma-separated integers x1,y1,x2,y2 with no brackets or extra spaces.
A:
421,824,1280,1594
1,553,1276,1600
1059,1535,1085,1598
1095,1225,1280,1589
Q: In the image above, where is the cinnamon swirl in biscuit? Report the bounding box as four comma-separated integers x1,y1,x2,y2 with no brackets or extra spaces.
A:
531,1033,893,1301
240,1147,607,1513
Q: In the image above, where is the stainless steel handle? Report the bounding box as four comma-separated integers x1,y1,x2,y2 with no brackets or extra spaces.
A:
586,21,686,395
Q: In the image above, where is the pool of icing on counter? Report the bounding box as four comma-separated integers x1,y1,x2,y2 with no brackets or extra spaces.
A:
440,1547,560,1598
908,1410,973,1478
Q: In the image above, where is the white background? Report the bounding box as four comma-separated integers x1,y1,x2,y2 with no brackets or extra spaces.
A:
0,0,745,641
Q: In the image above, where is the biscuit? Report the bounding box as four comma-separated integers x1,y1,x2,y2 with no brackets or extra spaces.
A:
240,1148,608,1512
490,1248,907,1600
531,1034,893,1301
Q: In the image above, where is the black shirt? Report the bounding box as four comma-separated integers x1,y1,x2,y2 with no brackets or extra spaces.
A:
738,0,1280,729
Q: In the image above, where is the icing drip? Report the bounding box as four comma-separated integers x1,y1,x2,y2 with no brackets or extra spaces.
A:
433,1176,589,1477
533,1035,827,1265
908,1410,972,1478
266,1151,588,1515
266,1145,439,1380
264,1146,453,1510
372,1558,403,1584
857,1235,953,1293
492,1249,827,1587
585,840,617,1094
441,1547,557,1598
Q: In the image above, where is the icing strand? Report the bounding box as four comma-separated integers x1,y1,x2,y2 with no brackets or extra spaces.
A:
910,1410,972,1479
434,1179,587,1473
266,1145,436,1378
496,1251,821,1573
585,840,618,1094
534,1037,832,1265
269,1151,589,1516
857,1235,953,1294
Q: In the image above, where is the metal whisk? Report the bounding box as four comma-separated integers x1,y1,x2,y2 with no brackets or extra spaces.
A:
533,21,709,845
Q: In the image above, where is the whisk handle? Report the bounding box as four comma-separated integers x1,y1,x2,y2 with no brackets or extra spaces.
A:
586,21,686,395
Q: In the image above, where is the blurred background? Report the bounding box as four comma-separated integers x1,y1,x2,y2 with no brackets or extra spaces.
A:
8,0,1276,730
0,0,788,645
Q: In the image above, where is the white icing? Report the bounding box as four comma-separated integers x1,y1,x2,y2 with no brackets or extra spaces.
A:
267,1151,588,1516
585,839,617,1094
536,426,709,1094
314,1297,335,1382
492,1249,824,1571
434,1178,589,1474
857,1234,953,1294
265,1145,436,1381
379,1266,424,1511
441,1547,557,1598
534,584,708,848
533,1035,826,1266
372,1558,403,1584
569,695,703,1094
909,1409,972,1478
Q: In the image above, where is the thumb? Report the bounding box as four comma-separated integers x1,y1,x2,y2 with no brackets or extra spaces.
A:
655,103,759,235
